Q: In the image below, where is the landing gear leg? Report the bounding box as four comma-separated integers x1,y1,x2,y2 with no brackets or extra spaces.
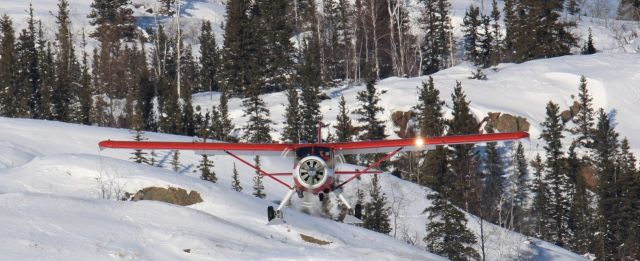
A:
335,189,363,224
267,188,296,225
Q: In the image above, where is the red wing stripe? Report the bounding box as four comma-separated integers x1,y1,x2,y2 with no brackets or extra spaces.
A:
99,140,292,151
335,170,384,175
327,131,529,150
425,132,530,145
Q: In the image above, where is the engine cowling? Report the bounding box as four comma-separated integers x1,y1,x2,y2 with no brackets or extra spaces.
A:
294,156,330,190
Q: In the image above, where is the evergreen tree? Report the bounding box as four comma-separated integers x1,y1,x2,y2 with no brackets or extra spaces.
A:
256,0,295,92
217,86,235,141
566,0,580,15
231,163,242,192
252,156,266,198
241,82,272,143
78,32,93,125
199,21,219,93
16,5,41,118
489,0,503,65
447,81,479,212
570,75,595,151
482,124,505,224
424,191,480,260
281,85,301,143
171,150,181,172
419,0,453,74
615,138,640,258
354,75,386,142
581,28,596,55
461,5,482,66
37,22,55,120
0,15,18,117
530,154,550,239
479,15,494,68
198,153,217,183
87,0,136,41
363,174,391,234
130,130,149,164
220,0,256,95
593,108,620,259
53,0,81,122
511,141,529,233
299,38,323,143
566,141,593,254
540,101,569,246
414,77,447,188
335,95,356,143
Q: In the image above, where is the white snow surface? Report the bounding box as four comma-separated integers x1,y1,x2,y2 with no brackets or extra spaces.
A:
0,118,445,260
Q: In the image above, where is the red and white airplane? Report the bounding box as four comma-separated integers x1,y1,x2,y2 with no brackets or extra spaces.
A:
99,127,528,224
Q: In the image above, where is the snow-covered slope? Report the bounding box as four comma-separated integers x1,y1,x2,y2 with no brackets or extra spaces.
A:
0,118,445,260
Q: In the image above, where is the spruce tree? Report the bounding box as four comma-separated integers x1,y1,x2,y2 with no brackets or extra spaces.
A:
566,141,593,254
281,85,301,143
530,154,550,239
171,150,181,172
582,28,596,55
414,77,447,188
220,0,255,95
53,0,81,122
198,153,217,183
490,0,503,65
461,5,482,66
482,124,505,224
256,0,295,92
424,191,480,260
593,108,620,259
335,95,356,143
299,38,323,143
252,156,266,198
615,138,640,257
37,22,54,120
199,21,219,93
447,81,479,212
130,130,149,164
540,101,569,246
217,86,235,141
16,5,41,118
511,141,529,233
566,0,580,15
231,163,242,192
419,0,453,74
354,75,386,142
0,15,18,117
78,32,93,125
241,82,272,143
87,0,136,41
363,174,391,234
570,75,595,151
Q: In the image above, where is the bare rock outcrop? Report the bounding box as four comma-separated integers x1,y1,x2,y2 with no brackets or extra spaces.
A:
131,186,203,206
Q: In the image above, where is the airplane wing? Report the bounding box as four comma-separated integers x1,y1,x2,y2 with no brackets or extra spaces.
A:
327,131,529,155
99,140,293,156
99,131,529,156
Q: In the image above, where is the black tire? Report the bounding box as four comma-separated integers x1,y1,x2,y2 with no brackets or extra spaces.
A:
354,204,362,220
267,206,275,221
318,193,324,202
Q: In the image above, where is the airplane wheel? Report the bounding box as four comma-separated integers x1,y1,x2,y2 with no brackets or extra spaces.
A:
319,193,324,202
267,206,275,221
354,204,362,220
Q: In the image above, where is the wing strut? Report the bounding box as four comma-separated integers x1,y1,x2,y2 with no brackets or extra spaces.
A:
335,147,403,189
224,150,293,189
